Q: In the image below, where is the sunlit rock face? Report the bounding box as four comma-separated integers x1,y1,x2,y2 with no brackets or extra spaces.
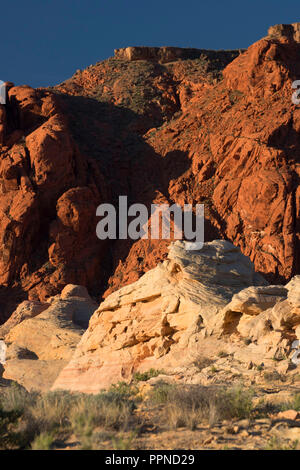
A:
52,240,267,393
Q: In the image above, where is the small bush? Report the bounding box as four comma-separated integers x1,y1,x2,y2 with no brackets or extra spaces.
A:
193,356,214,371
170,387,213,430
31,432,55,450
292,394,300,411
112,431,137,450
217,386,253,420
0,385,38,449
243,338,251,346
0,383,36,415
266,436,299,450
280,393,300,412
217,351,228,358
148,383,176,404
133,369,164,382
263,371,284,383
254,398,282,418
70,391,137,435
107,381,139,399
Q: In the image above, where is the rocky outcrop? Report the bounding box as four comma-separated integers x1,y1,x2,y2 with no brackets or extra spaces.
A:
52,243,300,394
0,25,299,326
1,284,97,391
0,300,49,339
268,23,300,42
114,46,242,65
0,84,108,321
219,277,300,366
52,240,267,393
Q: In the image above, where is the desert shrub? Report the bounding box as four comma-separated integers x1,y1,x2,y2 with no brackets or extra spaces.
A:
167,388,213,430
228,89,243,105
0,384,140,449
280,393,300,412
263,371,284,383
243,338,251,345
69,388,139,439
217,351,229,358
31,431,55,450
28,391,75,432
148,382,176,404
111,431,137,450
193,356,214,371
253,398,282,418
217,385,253,420
107,381,139,399
133,369,164,382
149,384,215,429
0,383,36,415
291,394,300,411
266,436,299,450
0,384,38,449
149,383,253,430
1,381,253,447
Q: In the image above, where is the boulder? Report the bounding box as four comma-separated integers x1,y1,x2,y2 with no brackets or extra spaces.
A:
286,275,300,308
220,276,300,358
221,285,287,316
0,300,49,338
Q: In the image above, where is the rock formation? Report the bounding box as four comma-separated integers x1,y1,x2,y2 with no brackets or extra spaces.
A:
52,240,268,393
0,284,97,391
0,24,299,334
219,284,289,339
268,23,300,42
219,276,300,363
114,46,242,65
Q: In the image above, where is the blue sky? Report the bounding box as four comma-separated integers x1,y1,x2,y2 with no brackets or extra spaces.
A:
2,0,299,87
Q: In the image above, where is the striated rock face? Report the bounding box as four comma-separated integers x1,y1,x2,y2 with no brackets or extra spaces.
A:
0,25,299,325
1,284,97,391
52,240,267,393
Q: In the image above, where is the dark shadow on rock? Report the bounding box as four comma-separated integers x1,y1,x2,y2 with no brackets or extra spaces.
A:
0,285,27,325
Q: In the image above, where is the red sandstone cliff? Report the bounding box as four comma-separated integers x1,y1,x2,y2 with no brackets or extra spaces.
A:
0,26,299,322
